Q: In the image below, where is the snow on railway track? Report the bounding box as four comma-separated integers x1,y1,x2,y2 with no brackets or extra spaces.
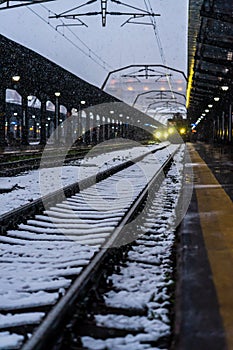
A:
0,143,167,216
79,149,188,350
0,144,182,349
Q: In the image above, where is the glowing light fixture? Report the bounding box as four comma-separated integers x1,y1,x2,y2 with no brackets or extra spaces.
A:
205,109,209,113
221,86,229,91
12,75,20,82
208,104,213,108
168,127,174,134
214,97,220,102
180,128,186,135
55,92,61,97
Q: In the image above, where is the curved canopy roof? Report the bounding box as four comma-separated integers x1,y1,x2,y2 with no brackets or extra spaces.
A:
187,0,233,120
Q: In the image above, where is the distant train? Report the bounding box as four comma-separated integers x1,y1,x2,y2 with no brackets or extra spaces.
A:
167,113,190,142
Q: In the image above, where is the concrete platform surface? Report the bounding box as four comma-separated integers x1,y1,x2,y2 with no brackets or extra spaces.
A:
174,142,233,350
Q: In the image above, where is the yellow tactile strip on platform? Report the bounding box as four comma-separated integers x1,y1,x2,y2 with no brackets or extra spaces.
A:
189,145,233,348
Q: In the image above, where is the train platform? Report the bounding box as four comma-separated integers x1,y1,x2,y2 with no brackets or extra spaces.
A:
175,142,233,350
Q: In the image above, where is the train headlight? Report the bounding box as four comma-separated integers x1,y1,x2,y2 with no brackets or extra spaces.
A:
168,127,174,134
180,128,186,135
155,131,161,139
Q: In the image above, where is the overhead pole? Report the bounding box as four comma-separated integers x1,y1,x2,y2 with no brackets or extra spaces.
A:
49,0,160,27
101,0,107,26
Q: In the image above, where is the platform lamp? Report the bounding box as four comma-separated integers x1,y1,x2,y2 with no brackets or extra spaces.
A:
221,85,229,91
12,75,20,83
78,100,86,139
54,92,61,142
12,75,20,92
80,100,86,122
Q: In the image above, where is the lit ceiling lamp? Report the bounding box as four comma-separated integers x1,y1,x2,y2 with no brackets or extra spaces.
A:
208,104,213,108
214,97,220,102
12,75,20,82
205,109,209,113
221,85,229,91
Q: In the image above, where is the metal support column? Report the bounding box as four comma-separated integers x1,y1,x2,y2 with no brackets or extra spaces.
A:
101,116,105,142
228,103,232,143
55,95,60,143
0,87,6,147
221,111,225,141
85,112,90,145
21,95,29,145
66,107,73,144
40,97,47,145
107,118,111,140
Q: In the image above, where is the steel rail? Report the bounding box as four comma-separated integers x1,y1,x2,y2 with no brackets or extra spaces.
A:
0,144,167,234
21,145,178,350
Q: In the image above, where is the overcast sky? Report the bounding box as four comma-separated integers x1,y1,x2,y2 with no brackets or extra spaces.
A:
0,0,188,88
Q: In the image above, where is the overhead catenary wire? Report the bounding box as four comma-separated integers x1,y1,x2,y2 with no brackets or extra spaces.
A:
143,0,175,99
26,4,114,73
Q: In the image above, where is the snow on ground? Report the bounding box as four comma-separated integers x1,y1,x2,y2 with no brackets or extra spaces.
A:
81,145,187,350
0,332,24,350
0,142,184,349
0,143,169,215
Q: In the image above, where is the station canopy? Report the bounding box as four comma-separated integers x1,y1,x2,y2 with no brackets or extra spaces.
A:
0,33,163,128
187,0,233,120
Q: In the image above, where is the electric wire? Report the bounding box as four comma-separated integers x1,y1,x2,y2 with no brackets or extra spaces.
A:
144,0,175,99
25,3,114,73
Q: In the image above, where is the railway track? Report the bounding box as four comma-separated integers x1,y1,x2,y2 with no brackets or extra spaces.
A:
0,143,168,233
59,151,186,350
0,141,140,177
0,148,89,177
0,144,190,350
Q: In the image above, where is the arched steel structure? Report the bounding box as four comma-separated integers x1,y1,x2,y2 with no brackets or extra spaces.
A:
146,100,186,113
101,64,187,90
133,90,186,107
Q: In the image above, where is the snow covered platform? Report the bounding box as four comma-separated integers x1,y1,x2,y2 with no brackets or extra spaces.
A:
175,142,233,350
